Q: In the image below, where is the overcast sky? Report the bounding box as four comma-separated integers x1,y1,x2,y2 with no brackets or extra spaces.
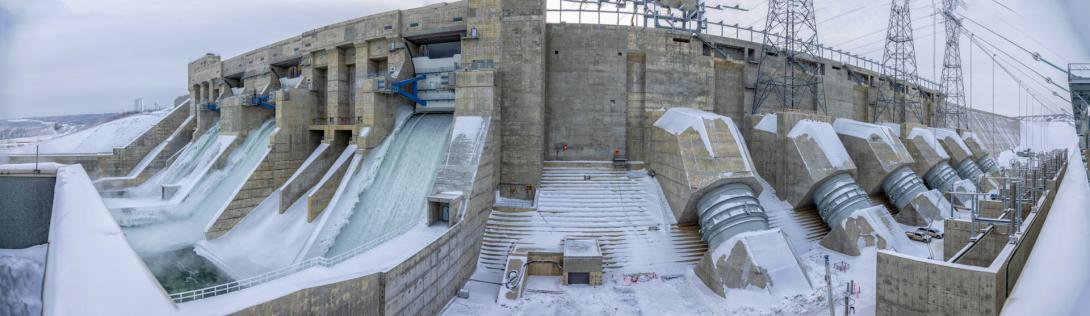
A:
0,0,1086,119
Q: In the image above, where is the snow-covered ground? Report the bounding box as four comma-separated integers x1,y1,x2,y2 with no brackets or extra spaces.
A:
0,113,121,143
1003,120,1090,315
0,244,47,316
444,177,939,316
0,109,171,154
444,118,1081,315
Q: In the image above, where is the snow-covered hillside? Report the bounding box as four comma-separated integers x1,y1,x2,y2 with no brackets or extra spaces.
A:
0,109,170,154
0,113,119,141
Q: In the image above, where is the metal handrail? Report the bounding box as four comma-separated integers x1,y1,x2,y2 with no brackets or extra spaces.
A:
544,6,944,92
168,232,402,303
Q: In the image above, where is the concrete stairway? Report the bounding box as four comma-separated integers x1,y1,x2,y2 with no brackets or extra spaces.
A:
764,194,894,243
769,206,830,242
479,166,707,272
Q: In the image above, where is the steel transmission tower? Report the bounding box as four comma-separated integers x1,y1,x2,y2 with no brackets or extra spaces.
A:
938,0,968,129
873,0,925,123
751,0,827,114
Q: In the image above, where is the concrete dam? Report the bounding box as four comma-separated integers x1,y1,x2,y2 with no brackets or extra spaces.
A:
3,0,1084,315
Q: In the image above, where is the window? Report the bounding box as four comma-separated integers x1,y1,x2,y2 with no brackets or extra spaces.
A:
568,273,590,285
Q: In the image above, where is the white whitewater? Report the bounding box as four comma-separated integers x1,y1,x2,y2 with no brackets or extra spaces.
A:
112,120,277,254
103,123,230,218
194,145,357,279
313,114,452,258
195,113,450,279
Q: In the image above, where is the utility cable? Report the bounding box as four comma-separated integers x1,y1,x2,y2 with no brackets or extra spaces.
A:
956,12,1069,74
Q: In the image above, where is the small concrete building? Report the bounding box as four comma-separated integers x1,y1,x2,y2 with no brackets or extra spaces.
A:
562,239,603,286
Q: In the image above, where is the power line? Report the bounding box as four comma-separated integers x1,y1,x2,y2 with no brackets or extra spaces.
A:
959,21,1071,93
826,2,932,47
956,12,1068,74
817,4,868,26
961,27,1074,111
836,11,939,51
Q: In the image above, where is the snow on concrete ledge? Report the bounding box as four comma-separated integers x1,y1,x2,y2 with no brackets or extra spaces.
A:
907,127,951,160
653,107,723,156
43,164,176,315
755,113,778,133
832,118,904,153
563,239,601,258
652,107,753,169
931,128,971,155
787,120,852,169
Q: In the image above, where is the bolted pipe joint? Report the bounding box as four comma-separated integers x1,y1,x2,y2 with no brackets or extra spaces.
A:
976,155,1000,173
881,166,928,212
695,183,770,249
954,158,986,183
924,161,962,192
812,173,874,226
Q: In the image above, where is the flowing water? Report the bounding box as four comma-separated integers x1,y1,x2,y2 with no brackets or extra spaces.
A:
312,114,452,258
114,120,277,255
103,123,230,223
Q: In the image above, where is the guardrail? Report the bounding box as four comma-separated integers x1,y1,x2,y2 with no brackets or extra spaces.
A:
169,234,394,303
545,5,943,92
1070,63,1090,80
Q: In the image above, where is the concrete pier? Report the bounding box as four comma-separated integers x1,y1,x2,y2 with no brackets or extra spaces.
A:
648,108,810,297
833,119,948,226
747,112,908,256
934,128,999,192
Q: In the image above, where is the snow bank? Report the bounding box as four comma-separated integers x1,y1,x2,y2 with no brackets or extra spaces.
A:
996,150,1024,169
724,230,812,299
1003,121,1086,315
0,244,47,316
43,165,176,315
788,120,852,169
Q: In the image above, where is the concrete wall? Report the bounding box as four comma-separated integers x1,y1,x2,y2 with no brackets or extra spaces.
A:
498,0,547,198
541,23,958,171
877,251,1004,315
0,175,56,249
235,273,383,315
236,111,498,316
967,108,1021,156
107,104,194,177
647,110,762,224
207,89,321,239
877,159,1067,315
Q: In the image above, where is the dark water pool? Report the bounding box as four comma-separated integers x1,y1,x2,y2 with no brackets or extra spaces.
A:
142,247,232,293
